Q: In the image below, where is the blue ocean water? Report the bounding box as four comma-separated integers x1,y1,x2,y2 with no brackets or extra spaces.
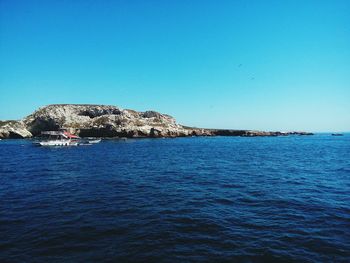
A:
0,135,349,262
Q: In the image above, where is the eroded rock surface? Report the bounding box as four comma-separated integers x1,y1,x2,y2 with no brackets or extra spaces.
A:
0,120,32,138
21,104,190,138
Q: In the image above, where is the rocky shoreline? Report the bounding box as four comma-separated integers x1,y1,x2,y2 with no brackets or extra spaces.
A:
0,104,313,139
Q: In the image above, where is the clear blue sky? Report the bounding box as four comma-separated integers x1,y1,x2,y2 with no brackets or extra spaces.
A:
1,0,349,132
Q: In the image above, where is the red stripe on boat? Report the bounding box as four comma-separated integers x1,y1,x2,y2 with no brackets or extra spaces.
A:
63,132,79,138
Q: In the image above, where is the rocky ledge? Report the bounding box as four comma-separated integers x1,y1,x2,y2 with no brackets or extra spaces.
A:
0,104,313,139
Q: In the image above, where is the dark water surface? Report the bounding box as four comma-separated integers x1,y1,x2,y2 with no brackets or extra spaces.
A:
1,135,349,262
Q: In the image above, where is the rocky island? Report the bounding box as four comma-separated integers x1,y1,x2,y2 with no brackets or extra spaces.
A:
0,104,313,139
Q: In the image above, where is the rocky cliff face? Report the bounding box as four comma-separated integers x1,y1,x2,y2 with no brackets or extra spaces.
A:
1,104,191,139
0,120,32,139
0,104,313,139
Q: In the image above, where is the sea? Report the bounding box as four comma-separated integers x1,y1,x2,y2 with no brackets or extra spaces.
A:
0,134,349,262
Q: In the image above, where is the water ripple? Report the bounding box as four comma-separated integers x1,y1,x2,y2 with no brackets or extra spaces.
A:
0,135,349,262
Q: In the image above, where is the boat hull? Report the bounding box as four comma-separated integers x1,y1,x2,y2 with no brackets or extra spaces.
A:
39,140,78,146
88,139,101,144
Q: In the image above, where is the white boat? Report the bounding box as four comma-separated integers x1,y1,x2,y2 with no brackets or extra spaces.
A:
87,139,101,144
39,140,79,146
37,131,80,146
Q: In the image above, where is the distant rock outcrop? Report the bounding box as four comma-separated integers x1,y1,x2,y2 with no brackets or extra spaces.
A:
0,104,314,139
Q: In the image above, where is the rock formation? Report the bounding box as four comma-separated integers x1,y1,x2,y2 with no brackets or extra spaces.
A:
0,120,32,139
0,104,313,139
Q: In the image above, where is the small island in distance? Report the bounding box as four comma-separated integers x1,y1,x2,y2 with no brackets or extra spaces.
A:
0,104,313,139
